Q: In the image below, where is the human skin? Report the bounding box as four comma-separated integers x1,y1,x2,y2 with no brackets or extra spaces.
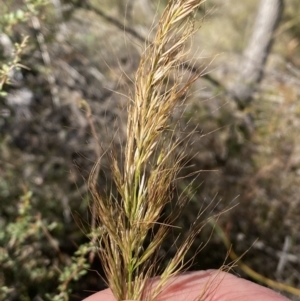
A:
82,270,291,301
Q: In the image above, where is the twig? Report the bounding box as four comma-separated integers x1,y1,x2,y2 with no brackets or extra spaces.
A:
276,236,291,277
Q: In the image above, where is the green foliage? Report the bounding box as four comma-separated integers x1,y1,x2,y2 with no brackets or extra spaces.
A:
0,190,57,300
0,35,29,93
0,0,49,33
0,189,93,300
46,242,93,301
0,0,49,93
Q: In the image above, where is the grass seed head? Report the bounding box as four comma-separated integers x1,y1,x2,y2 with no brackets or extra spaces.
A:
90,1,209,300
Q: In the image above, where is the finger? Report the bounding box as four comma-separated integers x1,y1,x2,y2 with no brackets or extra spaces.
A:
151,270,290,301
82,270,290,301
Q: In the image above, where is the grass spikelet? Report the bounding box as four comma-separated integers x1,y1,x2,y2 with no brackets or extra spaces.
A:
89,1,210,300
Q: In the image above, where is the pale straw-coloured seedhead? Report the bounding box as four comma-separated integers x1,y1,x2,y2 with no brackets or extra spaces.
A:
88,1,223,301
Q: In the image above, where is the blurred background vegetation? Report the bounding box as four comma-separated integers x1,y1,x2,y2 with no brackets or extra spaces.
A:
0,0,300,300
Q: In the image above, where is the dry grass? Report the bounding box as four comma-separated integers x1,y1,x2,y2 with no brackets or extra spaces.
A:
87,1,228,300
